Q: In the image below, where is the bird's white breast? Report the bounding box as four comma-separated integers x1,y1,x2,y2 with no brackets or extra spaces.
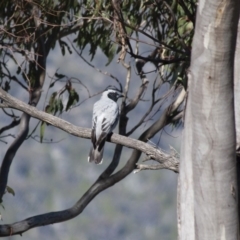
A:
93,98,119,140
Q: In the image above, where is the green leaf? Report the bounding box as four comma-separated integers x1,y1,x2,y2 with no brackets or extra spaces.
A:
45,105,52,114
55,99,64,115
105,44,116,66
47,92,58,114
40,122,46,143
6,186,15,196
16,66,21,74
49,81,55,88
55,72,65,79
66,89,79,111
53,101,59,115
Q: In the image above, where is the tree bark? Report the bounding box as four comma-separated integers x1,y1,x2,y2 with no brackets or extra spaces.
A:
234,17,240,226
235,19,240,148
178,0,240,239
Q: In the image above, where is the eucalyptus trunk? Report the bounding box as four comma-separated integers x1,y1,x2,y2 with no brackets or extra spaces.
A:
178,0,240,239
234,18,240,223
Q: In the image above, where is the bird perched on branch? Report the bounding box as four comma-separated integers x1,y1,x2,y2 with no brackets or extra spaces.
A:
88,87,123,164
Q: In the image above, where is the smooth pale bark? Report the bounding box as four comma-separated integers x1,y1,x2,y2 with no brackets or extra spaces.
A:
235,19,240,147
178,0,239,239
234,18,240,223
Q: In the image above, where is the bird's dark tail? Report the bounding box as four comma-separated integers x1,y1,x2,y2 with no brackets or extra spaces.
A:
88,142,105,164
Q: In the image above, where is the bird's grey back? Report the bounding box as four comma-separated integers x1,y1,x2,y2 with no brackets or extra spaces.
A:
93,97,119,139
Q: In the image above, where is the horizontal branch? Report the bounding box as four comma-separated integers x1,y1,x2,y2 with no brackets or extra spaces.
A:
127,51,189,65
135,162,179,173
135,146,180,173
0,87,178,165
0,86,181,236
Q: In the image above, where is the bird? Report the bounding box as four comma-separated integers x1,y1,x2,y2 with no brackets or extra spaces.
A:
88,87,123,164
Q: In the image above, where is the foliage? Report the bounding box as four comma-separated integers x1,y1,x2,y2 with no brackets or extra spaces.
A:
0,0,195,141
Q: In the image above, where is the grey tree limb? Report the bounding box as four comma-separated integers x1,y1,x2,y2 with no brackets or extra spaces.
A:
0,87,179,172
0,86,179,236
0,10,46,201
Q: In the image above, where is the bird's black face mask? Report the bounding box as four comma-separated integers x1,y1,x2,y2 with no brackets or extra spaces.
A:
107,91,123,102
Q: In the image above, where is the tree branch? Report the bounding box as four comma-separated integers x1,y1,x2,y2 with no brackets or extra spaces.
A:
0,85,180,236
0,118,20,135
0,87,177,167
125,78,149,113
0,7,47,200
135,162,179,173
135,146,180,173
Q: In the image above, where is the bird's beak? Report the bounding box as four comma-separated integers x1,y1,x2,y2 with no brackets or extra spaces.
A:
118,93,124,98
